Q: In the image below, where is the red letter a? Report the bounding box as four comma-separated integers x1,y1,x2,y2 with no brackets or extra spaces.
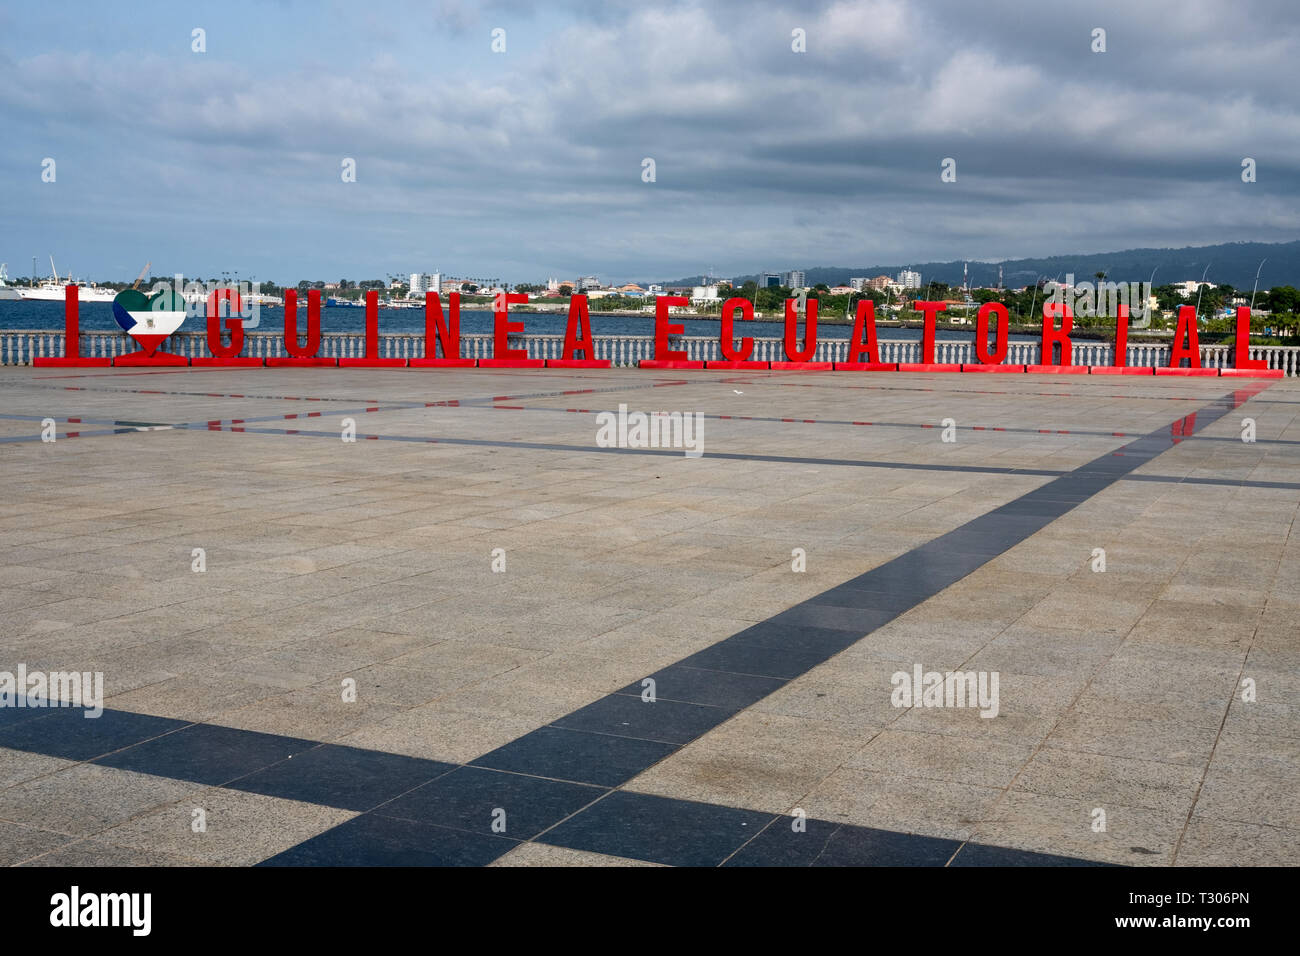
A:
847,300,880,363
562,295,595,359
1169,306,1201,368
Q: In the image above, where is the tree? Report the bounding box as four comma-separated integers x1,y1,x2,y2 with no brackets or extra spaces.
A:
1153,284,1182,313
558,284,573,297
754,286,791,312
1266,286,1299,314
1197,285,1228,317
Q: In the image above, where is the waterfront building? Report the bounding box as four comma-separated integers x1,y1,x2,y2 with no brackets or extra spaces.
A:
409,272,442,296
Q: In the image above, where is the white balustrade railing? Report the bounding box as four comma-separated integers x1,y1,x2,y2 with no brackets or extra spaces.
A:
2,330,1298,375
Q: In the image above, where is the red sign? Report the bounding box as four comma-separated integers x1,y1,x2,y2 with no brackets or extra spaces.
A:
32,288,1279,377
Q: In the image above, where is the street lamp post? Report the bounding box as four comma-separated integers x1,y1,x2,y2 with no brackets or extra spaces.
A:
1250,258,1267,313
1026,274,1041,326
1193,262,1211,324
1139,265,1159,328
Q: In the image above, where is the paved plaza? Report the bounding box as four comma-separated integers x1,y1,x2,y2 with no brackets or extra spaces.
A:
0,364,1297,867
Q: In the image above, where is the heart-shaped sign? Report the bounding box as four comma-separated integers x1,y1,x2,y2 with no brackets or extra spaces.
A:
113,288,187,355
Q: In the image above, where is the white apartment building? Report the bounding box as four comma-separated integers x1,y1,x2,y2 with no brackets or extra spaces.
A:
1175,280,1216,297
409,272,442,296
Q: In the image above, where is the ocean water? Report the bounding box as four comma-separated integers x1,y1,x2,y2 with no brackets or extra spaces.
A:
0,300,1040,342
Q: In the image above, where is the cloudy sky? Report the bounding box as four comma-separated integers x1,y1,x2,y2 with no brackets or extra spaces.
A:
2,0,1297,284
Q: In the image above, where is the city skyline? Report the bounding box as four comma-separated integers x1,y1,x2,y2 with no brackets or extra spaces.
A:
8,235,1297,293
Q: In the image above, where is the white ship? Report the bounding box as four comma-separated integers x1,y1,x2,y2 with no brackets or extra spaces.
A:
0,264,21,301
18,257,117,303
180,288,284,308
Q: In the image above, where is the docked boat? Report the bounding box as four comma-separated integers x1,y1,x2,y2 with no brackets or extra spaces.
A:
180,287,284,309
0,264,21,300
17,257,117,303
19,281,117,303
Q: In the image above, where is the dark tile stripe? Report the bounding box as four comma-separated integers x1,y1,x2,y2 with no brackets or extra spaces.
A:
470,726,678,788
0,708,189,761
481,398,1300,447
194,423,1071,480
536,790,774,867
723,818,963,867
259,814,517,867
177,419,1300,489
374,766,605,841
228,744,458,812
93,723,321,786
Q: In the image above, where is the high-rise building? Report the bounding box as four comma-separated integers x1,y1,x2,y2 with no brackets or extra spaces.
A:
849,277,868,291
409,272,442,296
783,270,806,288
897,269,922,289
759,272,782,288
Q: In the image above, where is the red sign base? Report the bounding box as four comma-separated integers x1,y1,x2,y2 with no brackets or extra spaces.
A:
410,358,477,367
116,351,188,366
34,357,112,367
